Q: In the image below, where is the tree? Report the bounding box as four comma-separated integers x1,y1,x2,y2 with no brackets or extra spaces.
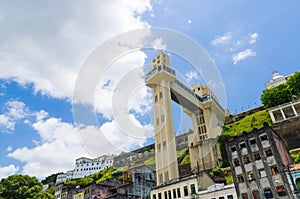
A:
261,71,300,108
287,71,300,97
0,174,54,199
261,84,292,108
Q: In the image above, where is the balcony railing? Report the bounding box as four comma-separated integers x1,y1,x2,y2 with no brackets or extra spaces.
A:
145,65,176,80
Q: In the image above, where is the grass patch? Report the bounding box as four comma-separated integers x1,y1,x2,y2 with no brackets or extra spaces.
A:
179,154,190,165
222,110,272,137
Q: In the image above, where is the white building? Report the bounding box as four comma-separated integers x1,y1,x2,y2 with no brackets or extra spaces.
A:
55,155,115,184
198,183,237,199
265,71,297,89
72,155,114,179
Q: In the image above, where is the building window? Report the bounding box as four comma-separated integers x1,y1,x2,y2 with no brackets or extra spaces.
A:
164,191,167,199
227,195,234,199
252,190,259,199
165,171,169,182
190,184,196,195
231,147,236,152
260,134,268,141
163,141,166,148
233,158,240,167
253,152,261,160
157,143,161,151
158,193,162,199
249,139,256,145
168,190,171,199
177,188,181,198
247,171,254,181
270,165,279,175
243,155,250,164
265,148,273,157
276,186,287,196
184,186,188,196
259,169,266,178
155,95,158,102
240,142,246,149
241,193,248,199
237,175,244,183
153,194,156,199
173,189,177,198
159,91,163,99
161,114,165,123
219,197,225,199
263,188,273,198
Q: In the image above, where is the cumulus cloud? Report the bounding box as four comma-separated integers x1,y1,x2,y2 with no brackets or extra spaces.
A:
211,31,258,64
249,32,258,44
211,32,232,46
0,164,19,179
232,49,256,65
0,100,28,131
151,37,167,50
5,101,153,178
94,51,151,120
0,0,152,100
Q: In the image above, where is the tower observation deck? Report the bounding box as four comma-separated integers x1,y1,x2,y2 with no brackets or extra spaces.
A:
146,52,225,185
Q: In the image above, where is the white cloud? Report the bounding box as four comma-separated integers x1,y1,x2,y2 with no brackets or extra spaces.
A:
0,0,152,100
0,164,19,179
232,49,256,65
249,32,258,44
0,100,29,131
94,51,150,119
151,37,167,50
6,105,153,178
211,32,232,46
185,71,200,83
188,19,192,24
6,146,12,152
211,31,259,65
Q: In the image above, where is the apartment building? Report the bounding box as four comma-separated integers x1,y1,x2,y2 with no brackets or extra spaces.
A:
225,123,298,199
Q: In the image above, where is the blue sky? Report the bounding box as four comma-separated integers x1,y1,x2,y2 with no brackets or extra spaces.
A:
0,1,299,179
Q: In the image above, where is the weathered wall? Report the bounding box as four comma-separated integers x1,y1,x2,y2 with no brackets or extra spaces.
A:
272,117,300,150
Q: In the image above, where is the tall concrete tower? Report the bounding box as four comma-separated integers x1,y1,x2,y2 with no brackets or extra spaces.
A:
145,52,179,185
146,52,225,185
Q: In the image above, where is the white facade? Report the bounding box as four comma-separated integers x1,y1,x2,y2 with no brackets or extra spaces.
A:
151,175,199,199
72,155,114,179
198,184,237,199
55,155,115,185
265,71,298,89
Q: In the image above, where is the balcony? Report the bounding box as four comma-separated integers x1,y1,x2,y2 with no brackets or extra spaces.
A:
145,65,176,81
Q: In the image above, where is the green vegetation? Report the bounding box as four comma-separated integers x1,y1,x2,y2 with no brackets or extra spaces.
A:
222,110,272,137
290,148,300,164
66,167,122,186
179,154,190,165
287,71,300,97
144,156,155,166
261,71,300,108
0,174,54,199
296,178,300,192
41,173,62,185
177,148,187,157
209,167,233,185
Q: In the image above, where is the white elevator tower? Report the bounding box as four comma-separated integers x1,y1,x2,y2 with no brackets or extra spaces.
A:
146,52,225,185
